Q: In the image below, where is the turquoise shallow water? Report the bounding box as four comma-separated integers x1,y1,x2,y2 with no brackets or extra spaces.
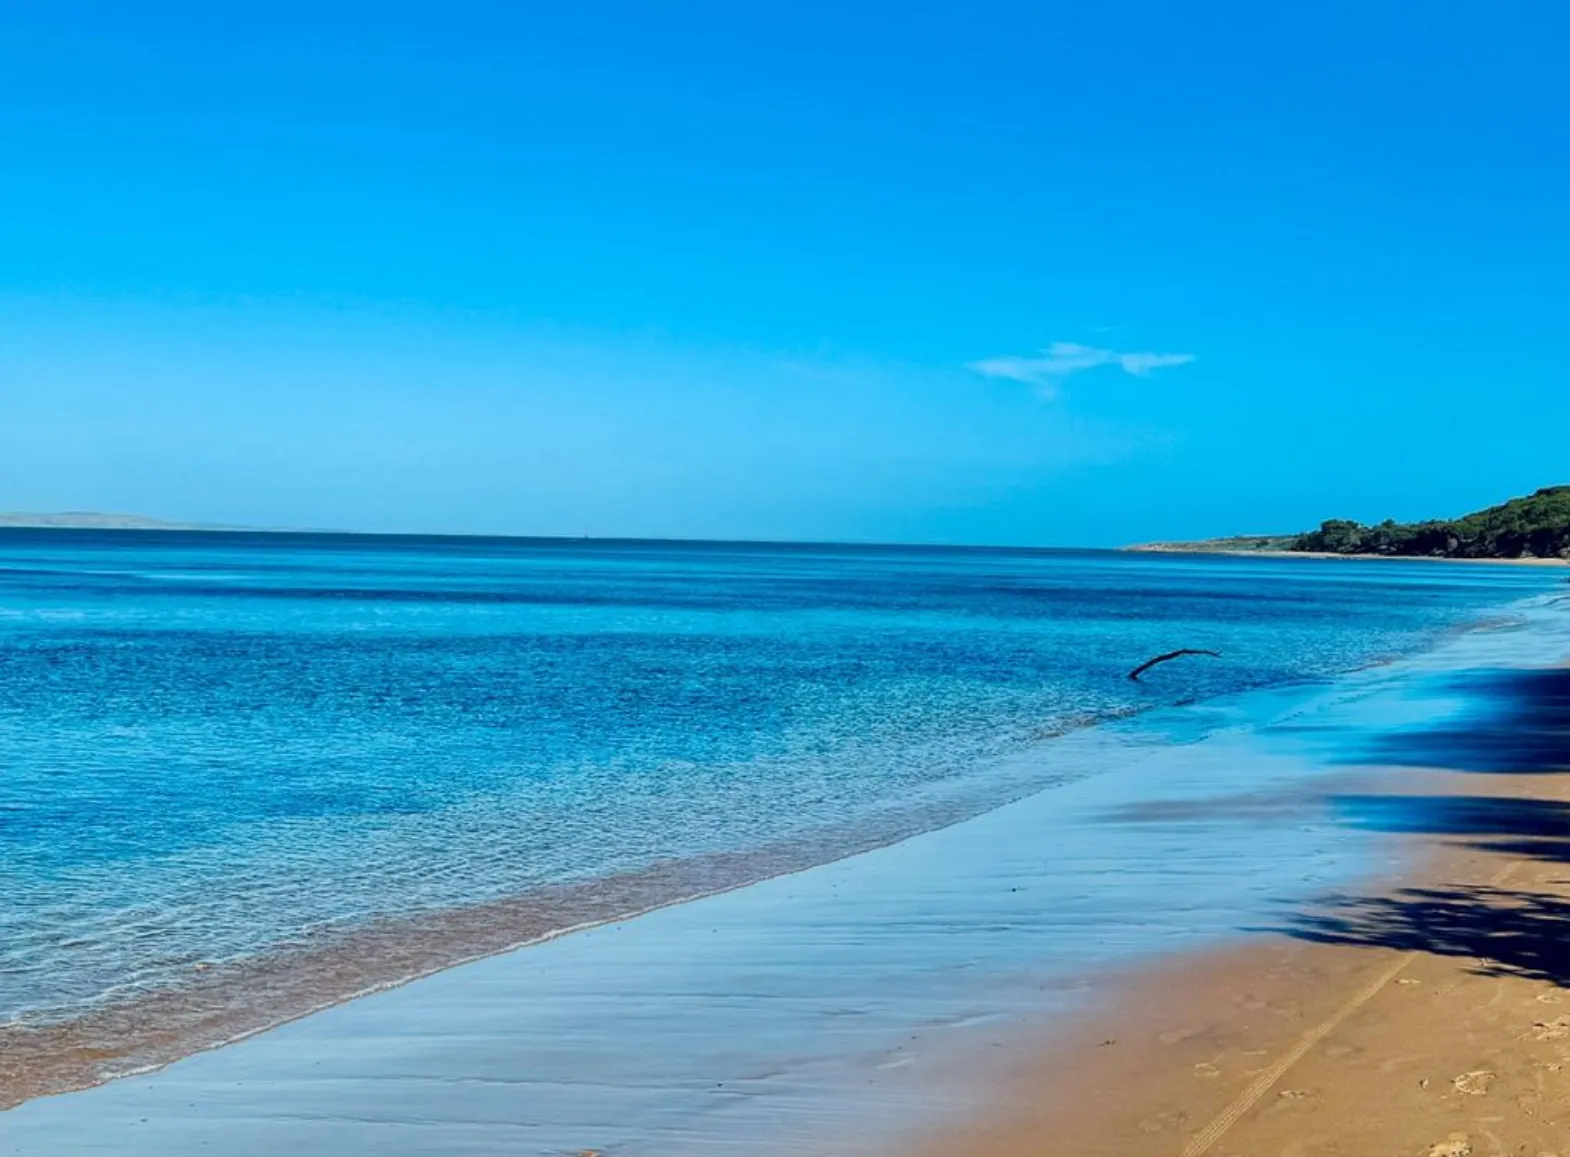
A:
0,531,1561,1029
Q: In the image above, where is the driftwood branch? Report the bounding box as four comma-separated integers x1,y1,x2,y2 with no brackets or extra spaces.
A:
1127,649,1221,682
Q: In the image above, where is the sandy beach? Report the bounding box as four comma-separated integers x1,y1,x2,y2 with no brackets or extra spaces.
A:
10,1,1569,1150
908,669,1570,1157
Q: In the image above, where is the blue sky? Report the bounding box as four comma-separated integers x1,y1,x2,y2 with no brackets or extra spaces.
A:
3,1,1568,545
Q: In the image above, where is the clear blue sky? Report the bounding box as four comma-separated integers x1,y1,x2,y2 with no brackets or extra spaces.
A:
3,1,1567,545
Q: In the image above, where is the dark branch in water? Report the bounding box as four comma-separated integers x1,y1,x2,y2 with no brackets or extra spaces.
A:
1127,649,1221,682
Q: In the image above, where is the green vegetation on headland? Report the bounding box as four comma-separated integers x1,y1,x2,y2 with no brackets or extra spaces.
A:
1294,486,1570,558
1134,486,1570,561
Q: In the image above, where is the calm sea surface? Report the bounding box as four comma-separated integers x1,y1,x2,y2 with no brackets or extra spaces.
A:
0,531,1560,1029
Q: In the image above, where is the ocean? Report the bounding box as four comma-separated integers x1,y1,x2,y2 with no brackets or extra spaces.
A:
0,530,1563,1110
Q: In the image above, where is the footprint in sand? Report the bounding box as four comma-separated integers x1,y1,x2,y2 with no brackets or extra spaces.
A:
1531,1017,1570,1041
1452,1070,1496,1096
1135,1108,1186,1134
1193,1062,1221,1079
1427,1136,1471,1157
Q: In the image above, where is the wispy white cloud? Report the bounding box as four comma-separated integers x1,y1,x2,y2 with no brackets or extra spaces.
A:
968,341,1195,397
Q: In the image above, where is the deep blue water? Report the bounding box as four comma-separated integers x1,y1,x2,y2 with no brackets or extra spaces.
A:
0,531,1560,1025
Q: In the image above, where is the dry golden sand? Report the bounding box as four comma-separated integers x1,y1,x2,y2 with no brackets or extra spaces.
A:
907,768,1570,1157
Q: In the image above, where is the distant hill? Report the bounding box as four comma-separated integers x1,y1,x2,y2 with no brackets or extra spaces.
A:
1132,533,1300,554
0,512,246,531
1132,486,1570,561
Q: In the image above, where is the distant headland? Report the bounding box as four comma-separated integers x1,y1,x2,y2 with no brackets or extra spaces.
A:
0,512,254,531
1128,486,1570,563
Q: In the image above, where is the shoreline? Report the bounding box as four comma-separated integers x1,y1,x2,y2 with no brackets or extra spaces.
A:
5,594,1564,1155
0,678,1460,1152
0,631,1476,1115
1124,543,1570,566
6,595,1504,1115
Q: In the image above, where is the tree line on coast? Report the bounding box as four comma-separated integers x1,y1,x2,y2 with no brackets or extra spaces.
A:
1292,486,1570,559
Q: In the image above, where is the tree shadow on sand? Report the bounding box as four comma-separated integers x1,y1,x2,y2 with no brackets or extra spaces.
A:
1362,666,1570,775
1276,662,1570,983
1332,793,1570,864
1279,885,1570,987
1118,663,1570,982
1281,664,1570,983
1270,792,1570,986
